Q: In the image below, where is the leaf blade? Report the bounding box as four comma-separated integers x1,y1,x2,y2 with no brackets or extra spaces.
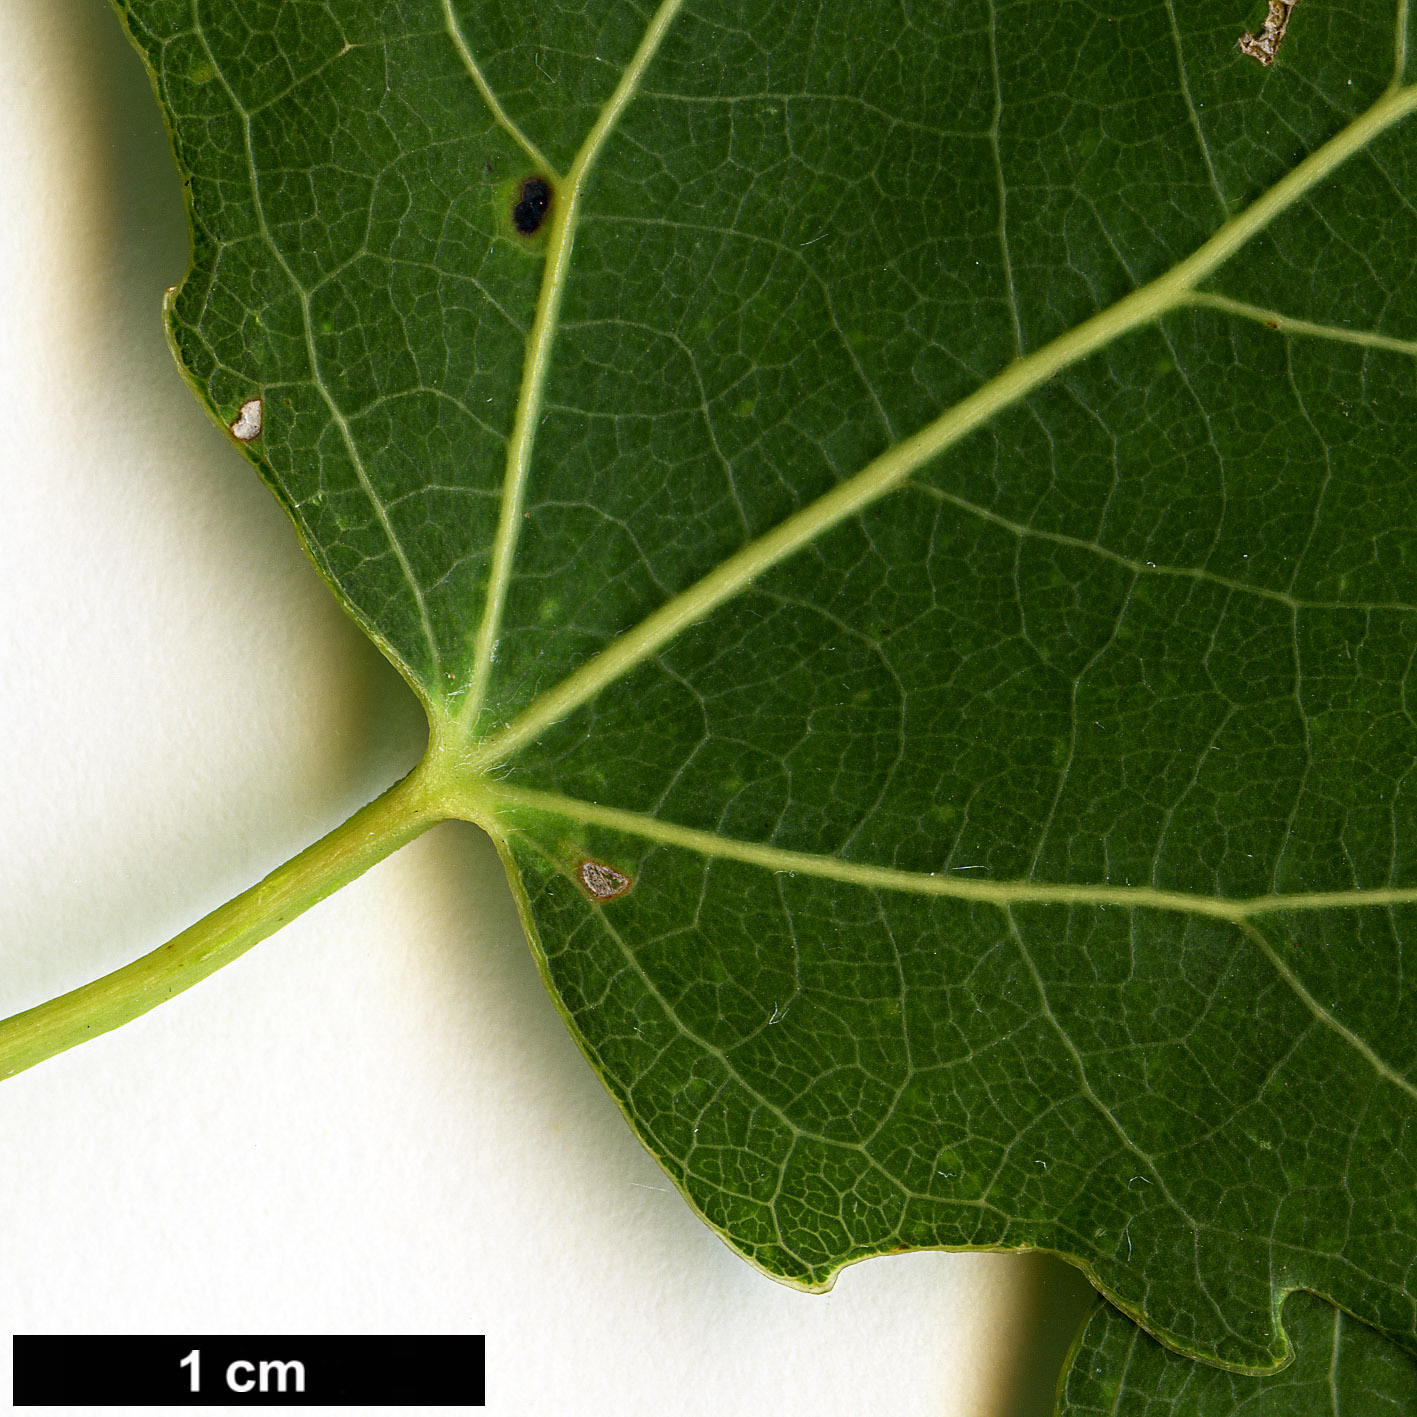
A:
1059,1293,1417,1416
115,0,1417,1378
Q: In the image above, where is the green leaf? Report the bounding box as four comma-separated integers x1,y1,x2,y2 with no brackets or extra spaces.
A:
98,0,1417,1384
1060,1293,1417,1416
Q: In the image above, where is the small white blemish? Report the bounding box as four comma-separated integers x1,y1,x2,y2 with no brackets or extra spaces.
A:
230,397,263,442
578,859,632,900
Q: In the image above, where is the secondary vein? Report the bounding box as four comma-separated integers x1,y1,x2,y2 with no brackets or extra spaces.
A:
440,0,559,177
1188,290,1417,356
1235,918,1417,1103
1162,0,1227,217
193,2,442,679
458,0,690,732
463,80,1417,768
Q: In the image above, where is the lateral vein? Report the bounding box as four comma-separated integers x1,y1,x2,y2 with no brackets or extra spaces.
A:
1188,290,1417,357
487,784,1417,920
459,0,689,730
1236,919,1417,1102
441,0,559,177
465,83,1417,766
193,3,442,677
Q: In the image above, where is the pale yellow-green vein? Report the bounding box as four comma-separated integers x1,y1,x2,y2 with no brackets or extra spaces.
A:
191,2,442,677
1235,917,1417,1103
1188,290,1417,358
459,0,689,730
484,784,1417,922
440,0,558,177
464,82,1417,769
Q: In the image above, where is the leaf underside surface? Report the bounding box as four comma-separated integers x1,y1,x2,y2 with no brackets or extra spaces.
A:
1061,1292,1417,1415
114,0,1417,1389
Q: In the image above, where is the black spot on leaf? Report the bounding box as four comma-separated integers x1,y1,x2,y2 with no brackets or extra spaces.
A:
512,176,552,235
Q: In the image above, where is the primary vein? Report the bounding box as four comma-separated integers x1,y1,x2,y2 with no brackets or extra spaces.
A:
466,81,1417,768
459,0,689,730
489,784,1417,921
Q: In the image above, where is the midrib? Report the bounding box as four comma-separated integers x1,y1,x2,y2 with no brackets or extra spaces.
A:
458,0,690,729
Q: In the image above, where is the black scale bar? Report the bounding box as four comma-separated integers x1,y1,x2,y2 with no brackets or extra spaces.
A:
13,1335,484,1406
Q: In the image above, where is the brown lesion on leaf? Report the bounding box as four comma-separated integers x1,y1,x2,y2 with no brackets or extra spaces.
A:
577,859,633,901
1239,0,1297,66
229,397,262,442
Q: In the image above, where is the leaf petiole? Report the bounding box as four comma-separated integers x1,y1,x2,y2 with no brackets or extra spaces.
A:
0,756,452,1082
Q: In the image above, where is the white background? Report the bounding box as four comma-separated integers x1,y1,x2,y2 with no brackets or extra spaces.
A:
0,2,1093,1413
